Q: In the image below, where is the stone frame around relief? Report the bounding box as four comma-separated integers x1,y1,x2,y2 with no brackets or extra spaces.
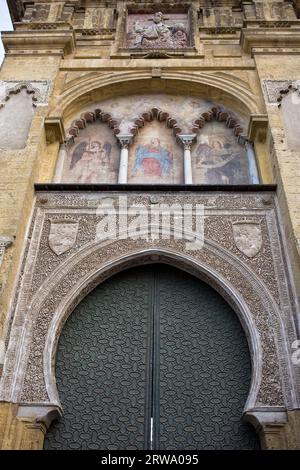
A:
114,3,199,58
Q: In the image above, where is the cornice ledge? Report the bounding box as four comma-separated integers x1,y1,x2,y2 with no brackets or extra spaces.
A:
2,30,76,57
240,29,300,55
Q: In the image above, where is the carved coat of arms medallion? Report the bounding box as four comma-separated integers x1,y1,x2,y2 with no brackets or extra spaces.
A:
232,221,263,258
48,219,79,256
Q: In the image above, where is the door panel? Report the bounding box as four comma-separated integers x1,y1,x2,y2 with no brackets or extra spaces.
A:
44,264,259,450
158,266,259,450
44,268,151,450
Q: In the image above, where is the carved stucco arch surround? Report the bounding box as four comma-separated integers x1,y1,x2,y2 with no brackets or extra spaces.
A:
49,71,261,122
1,224,297,447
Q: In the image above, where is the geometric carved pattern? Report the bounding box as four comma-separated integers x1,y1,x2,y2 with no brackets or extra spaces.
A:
1,190,299,432
44,265,260,450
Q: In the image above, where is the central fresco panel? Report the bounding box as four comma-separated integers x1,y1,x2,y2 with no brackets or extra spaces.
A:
128,121,183,184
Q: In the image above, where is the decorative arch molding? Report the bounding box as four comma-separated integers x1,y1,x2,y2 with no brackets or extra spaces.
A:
0,189,299,449
48,71,260,122
0,225,298,408
0,80,51,108
67,108,121,143
130,107,182,136
192,106,246,143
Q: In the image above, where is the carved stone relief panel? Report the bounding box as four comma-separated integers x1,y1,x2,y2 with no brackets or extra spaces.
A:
23,3,51,22
126,11,190,49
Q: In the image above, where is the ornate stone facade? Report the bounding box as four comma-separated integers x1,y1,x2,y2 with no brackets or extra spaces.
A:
0,0,300,450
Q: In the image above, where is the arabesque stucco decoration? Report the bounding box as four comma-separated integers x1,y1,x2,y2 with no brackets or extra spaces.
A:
0,189,299,432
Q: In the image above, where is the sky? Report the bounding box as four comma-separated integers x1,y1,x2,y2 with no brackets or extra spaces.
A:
0,0,13,66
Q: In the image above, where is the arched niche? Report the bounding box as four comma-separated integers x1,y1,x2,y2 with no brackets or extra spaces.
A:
43,262,260,450
0,87,35,150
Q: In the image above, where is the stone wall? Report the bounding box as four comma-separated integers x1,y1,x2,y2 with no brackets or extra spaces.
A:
0,0,299,448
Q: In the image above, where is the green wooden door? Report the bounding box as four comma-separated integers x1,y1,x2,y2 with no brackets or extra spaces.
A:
44,264,259,450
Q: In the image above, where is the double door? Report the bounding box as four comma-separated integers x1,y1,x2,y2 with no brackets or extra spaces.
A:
45,264,259,450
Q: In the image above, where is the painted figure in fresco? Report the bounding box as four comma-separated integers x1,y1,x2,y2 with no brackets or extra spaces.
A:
70,139,112,183
132,12,188,49
194,136,249,184
132,137,172,178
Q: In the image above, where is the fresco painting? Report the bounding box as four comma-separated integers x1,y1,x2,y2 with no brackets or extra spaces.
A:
128,121,183,184
192,122,251,184
127,12,189,49
61,122,119,183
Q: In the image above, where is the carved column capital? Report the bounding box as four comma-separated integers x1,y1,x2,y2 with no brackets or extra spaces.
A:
117,134,134,150
177,134,197,150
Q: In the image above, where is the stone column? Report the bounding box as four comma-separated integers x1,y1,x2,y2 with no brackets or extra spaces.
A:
53,144,67,183
117,135,133,184
178,134,197,184
245,141,260,184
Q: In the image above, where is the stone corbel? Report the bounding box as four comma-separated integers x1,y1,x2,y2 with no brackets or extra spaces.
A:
244,408,288,450
44,117,66,145
17,404,62,430
247,115,269,144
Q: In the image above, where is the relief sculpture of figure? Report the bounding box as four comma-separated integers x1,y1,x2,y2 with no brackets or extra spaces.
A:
131,12,188,49
132,137,172,178
70,138,112,183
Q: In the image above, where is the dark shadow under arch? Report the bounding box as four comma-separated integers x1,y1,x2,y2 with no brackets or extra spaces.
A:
44,263,260,450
